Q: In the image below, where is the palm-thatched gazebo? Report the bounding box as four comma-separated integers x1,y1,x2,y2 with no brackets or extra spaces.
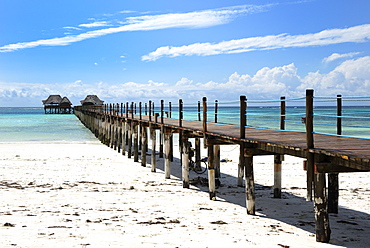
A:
42,95,73,114
80,95,104,107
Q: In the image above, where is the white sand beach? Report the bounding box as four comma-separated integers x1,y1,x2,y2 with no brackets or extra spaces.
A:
0,141,369,248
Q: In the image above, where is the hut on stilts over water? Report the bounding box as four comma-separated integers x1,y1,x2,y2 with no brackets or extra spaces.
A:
80,95,104,108
42,95,73,114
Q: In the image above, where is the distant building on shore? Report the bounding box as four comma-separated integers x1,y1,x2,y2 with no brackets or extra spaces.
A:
42,95,73,114
80,95,104,107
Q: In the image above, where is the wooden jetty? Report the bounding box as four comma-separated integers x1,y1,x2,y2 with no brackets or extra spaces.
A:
74,89,370,243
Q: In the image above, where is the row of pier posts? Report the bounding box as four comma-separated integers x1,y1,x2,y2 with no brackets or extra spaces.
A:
74,89,340,243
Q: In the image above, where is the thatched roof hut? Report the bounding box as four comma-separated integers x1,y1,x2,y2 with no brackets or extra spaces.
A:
60,96,73,107
42,95,73,114
42,95,63,106
80,95,104,106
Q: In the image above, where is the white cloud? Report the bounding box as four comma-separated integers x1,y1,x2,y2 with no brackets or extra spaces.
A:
63,26,82,30
322,52,361,63
0,4,271,53
1,56,370,106
142,24,370,61
175,78,193,86
298,56,370,95
79,21,111,28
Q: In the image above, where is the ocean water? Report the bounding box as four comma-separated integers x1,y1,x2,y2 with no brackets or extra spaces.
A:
1,105,370,142
0,108,97,143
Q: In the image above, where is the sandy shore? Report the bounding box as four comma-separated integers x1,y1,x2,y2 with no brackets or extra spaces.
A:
0,141,369,248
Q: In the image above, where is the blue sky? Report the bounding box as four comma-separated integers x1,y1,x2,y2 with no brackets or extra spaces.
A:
0,0,369,107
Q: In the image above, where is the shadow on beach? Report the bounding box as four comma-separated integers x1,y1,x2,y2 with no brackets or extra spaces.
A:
145,149,370,248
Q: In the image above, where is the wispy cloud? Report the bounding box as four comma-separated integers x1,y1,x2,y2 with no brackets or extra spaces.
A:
0,4,272,53
322,52,361,63
142,24,370,61
78,21,111,28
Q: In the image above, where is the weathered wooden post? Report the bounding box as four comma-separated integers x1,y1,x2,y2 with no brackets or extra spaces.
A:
161,100,164,124
126,102,129,118
314,172,331,242
150,124,156,172
274,155,283,198
110,117,114,148
214,100,218,123
149,100,152,122
121,121,126,155
194,138,201,170
127,121,133,158
198,101,201,122
117,119,121,153
245,149,255,215
139,102,142,120
214,145,220,178
164,128,172,179
169,101,172,118
133,122,139,162
141,125,148,167
182,133,190,188
159,126,164,158
306,89,314,202
238,95,247,187
179,99,183,127
208,142,216,200
202,97,207,135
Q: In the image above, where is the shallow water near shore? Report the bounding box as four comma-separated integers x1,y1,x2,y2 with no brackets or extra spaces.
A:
0,108,97,142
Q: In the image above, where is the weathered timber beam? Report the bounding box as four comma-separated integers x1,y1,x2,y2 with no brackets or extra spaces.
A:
315,163,369,173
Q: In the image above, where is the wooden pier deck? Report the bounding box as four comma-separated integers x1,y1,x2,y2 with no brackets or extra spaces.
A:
74,90,370,243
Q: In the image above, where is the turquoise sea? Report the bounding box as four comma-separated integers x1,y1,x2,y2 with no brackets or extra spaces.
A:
1,105,370,142
0,108,97,142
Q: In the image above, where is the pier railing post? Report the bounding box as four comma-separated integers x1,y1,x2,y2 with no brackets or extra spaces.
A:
198,101,201,121
139,102,142,120
280,96,286,130
337,95,342,135
169,101,172,118
179,99,183,127
306,89,314,202
161,100,164,124
215,100,218,123
126,102,129,118
240,95,246,139
202,97,207,134
149,100,152,122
